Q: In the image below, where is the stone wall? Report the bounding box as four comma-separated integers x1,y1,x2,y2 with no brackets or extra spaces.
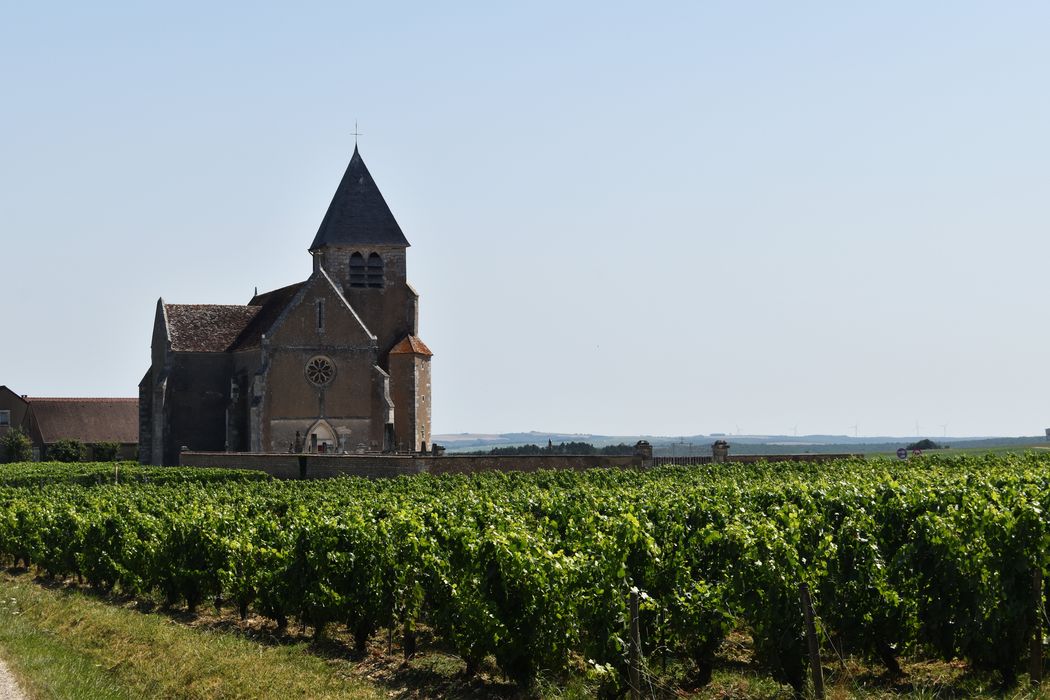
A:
725,453,859,464
389,353,431,452
182,452,304,479
161,353,232,464
179,450,863,480
426,454,641,475
263,272,385,452
650,453,860,466
180,451,644,479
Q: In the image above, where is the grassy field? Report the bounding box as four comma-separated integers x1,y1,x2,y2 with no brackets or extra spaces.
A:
2,568,1050,699
0,571,383,700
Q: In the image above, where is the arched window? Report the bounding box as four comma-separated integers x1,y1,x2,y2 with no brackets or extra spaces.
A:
349,252,366,287
366,253,384,288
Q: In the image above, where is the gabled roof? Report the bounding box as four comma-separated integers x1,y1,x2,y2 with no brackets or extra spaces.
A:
0,386,28,406
315,266,375,339
232,282,306,351
249,281,305,307
309,146,410,250
164,304,262,352
27,398,139,444
389,335,433,357
263,267,376,343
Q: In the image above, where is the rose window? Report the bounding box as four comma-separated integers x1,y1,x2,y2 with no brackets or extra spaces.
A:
305,356,335,386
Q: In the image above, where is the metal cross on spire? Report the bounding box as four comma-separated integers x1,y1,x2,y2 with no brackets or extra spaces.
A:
351,121,363,146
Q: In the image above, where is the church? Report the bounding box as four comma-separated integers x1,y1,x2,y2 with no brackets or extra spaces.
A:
139,147,432,465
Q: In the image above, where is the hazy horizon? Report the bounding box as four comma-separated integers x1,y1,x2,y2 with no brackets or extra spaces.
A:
2,3,1048,438
430,429,1047,441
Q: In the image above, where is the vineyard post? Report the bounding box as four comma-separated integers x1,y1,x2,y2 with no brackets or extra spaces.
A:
800,582,824,700
1032,567,1043,686
629,590,641,700
660,609,667,675
404,618,416,660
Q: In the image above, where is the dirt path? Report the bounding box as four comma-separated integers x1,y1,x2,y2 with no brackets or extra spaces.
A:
0,657,26,700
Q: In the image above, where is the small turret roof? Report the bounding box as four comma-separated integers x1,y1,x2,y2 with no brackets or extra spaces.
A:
309,146,409,250
389,335,433,357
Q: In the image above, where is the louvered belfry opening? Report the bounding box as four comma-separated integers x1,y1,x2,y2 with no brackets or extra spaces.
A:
366,253,384,288
349,252,367,287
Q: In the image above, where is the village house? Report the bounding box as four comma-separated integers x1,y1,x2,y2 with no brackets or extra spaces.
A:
0,386,138,460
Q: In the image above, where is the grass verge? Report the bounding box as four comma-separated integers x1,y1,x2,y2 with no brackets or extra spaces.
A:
0,571,382,700
2,567,1050,699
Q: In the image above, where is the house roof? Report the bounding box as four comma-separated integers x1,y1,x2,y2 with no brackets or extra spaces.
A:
164,304,262,352
27,398,139,445
309,146,410,250
0,386,28,406
389,335,433,357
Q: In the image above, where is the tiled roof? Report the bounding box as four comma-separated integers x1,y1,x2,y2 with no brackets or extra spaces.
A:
249,281,304,307
229,282,306,351
27,398,139,444
309,146,410,250
389,335,433,357
164,304,262,352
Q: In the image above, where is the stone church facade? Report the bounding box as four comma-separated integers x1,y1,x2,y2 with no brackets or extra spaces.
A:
139,147,432,465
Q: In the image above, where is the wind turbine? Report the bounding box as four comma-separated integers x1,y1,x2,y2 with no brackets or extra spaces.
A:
940,423,948,438
848,424,858,438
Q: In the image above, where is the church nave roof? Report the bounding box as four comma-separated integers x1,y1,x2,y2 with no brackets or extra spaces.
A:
164,304,262,353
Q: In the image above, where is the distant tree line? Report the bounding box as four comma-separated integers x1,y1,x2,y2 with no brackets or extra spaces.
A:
906,438,945,451
461,441,635,457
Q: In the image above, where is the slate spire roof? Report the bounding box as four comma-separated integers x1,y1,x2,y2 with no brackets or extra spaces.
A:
309,145,409,250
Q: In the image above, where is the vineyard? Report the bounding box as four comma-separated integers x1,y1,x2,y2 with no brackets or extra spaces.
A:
1,456,1049,696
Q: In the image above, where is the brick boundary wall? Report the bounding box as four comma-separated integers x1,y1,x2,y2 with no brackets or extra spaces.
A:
179,452,644,478
649,453,861,467
724,453,859,464
179,451,863,479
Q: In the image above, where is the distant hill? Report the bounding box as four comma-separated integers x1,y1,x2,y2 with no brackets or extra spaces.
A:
432,431,1050,456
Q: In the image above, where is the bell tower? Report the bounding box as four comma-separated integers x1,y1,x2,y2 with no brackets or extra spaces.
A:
308,145,416,360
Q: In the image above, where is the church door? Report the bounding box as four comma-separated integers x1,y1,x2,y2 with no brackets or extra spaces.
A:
306,419,337,453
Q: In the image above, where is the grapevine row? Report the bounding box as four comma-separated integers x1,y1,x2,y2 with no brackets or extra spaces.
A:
0,456,1047,692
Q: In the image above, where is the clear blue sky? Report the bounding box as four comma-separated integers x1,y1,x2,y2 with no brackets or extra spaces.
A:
2,2,1048,437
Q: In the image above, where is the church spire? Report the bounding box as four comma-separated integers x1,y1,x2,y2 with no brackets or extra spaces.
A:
309,146,410,251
